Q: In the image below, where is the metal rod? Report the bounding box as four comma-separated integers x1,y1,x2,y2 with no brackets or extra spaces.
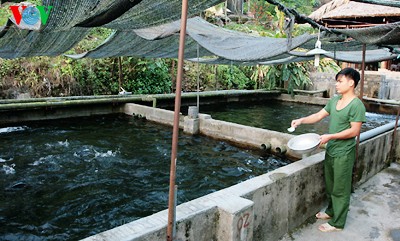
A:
167,0,188,240
118,57,123,91
390,108,400,161
354,43,366,185
197,44,200,111
359,44,366,99
172,185,178,239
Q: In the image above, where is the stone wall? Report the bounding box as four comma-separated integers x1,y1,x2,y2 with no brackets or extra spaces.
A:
379,73,400,100
309,70,400,100
309,71,336,98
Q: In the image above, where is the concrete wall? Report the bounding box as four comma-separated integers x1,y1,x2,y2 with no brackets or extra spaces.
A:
0,90,279,125
274,94,329,107
379,75,400,100
1,92,396,241
355,129,399,185
198,114,295,156
83,104,399,241
309,70,400,100
123,103,301,158
83,126,399,241
309,71,336,98
0,103,123,125
82,152,325,241
124,103,185,129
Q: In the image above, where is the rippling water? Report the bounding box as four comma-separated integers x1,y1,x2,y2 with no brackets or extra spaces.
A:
200,100,397,134
0,114,288,240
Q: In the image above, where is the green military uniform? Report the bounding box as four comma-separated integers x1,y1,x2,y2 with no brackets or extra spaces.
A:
323,95,366,228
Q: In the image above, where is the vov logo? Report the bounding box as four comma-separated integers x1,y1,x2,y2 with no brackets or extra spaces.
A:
8,3,52,30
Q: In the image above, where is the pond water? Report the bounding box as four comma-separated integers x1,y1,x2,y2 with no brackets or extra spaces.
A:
199,100,397,135
0,114,288,240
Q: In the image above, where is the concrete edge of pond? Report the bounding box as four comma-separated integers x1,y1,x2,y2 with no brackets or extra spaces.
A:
80,103,399,241
1,90,398,240
81,122,399,240
278,162,400,241
1,90,398,125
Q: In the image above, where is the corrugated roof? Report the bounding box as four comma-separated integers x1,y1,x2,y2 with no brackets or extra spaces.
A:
309,0,400,21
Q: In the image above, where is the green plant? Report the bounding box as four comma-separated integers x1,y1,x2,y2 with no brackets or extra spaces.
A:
123,58,172,94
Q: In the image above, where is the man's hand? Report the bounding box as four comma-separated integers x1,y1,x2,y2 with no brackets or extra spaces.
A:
320,134,332,145
291,118,303,129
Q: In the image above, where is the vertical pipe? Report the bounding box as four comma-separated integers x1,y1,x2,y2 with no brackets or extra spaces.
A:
197,44,200,111
359,44,366,99
172,185,178,238
167,0,188,240
214,65,218,90
354,44,366,185
171,60,176,93
118,57,123,91
390,108,400,161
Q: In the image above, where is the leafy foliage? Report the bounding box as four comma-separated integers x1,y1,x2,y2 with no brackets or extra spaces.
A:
182,62,255,91
0,57,172,97
123,58,172,94
279,0,321,15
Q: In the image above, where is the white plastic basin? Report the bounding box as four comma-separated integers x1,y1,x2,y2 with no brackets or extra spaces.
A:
287,133,321,155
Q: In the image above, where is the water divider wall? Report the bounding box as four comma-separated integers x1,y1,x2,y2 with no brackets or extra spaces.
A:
123,103,185,129
274,94,329,106
197,114,294,156
81,103,400,241
123,103,297,157
0,90,279,125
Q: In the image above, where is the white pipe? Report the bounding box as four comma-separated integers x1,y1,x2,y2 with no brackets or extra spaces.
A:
261,143,271,151
360,121,400,142
275,146,287,155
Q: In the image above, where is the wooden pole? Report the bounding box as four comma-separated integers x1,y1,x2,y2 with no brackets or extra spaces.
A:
167,0,188,240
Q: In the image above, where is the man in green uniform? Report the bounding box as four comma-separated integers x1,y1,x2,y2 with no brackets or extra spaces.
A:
290,67,366,232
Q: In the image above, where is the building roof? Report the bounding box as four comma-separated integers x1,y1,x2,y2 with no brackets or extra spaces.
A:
309,0,400,21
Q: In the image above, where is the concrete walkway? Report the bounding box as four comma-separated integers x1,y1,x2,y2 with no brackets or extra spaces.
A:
279,162,400,241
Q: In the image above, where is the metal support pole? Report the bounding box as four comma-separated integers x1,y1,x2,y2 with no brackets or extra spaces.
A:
359,44,366,100
167,0,188,240
354,43,366,186
172,185,178,238
390,107,400,161
118,57,123,90
197,44,200,111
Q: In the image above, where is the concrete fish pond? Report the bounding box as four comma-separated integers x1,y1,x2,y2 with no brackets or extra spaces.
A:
198,100,397,135
0,91,398,240
0,114,289,241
